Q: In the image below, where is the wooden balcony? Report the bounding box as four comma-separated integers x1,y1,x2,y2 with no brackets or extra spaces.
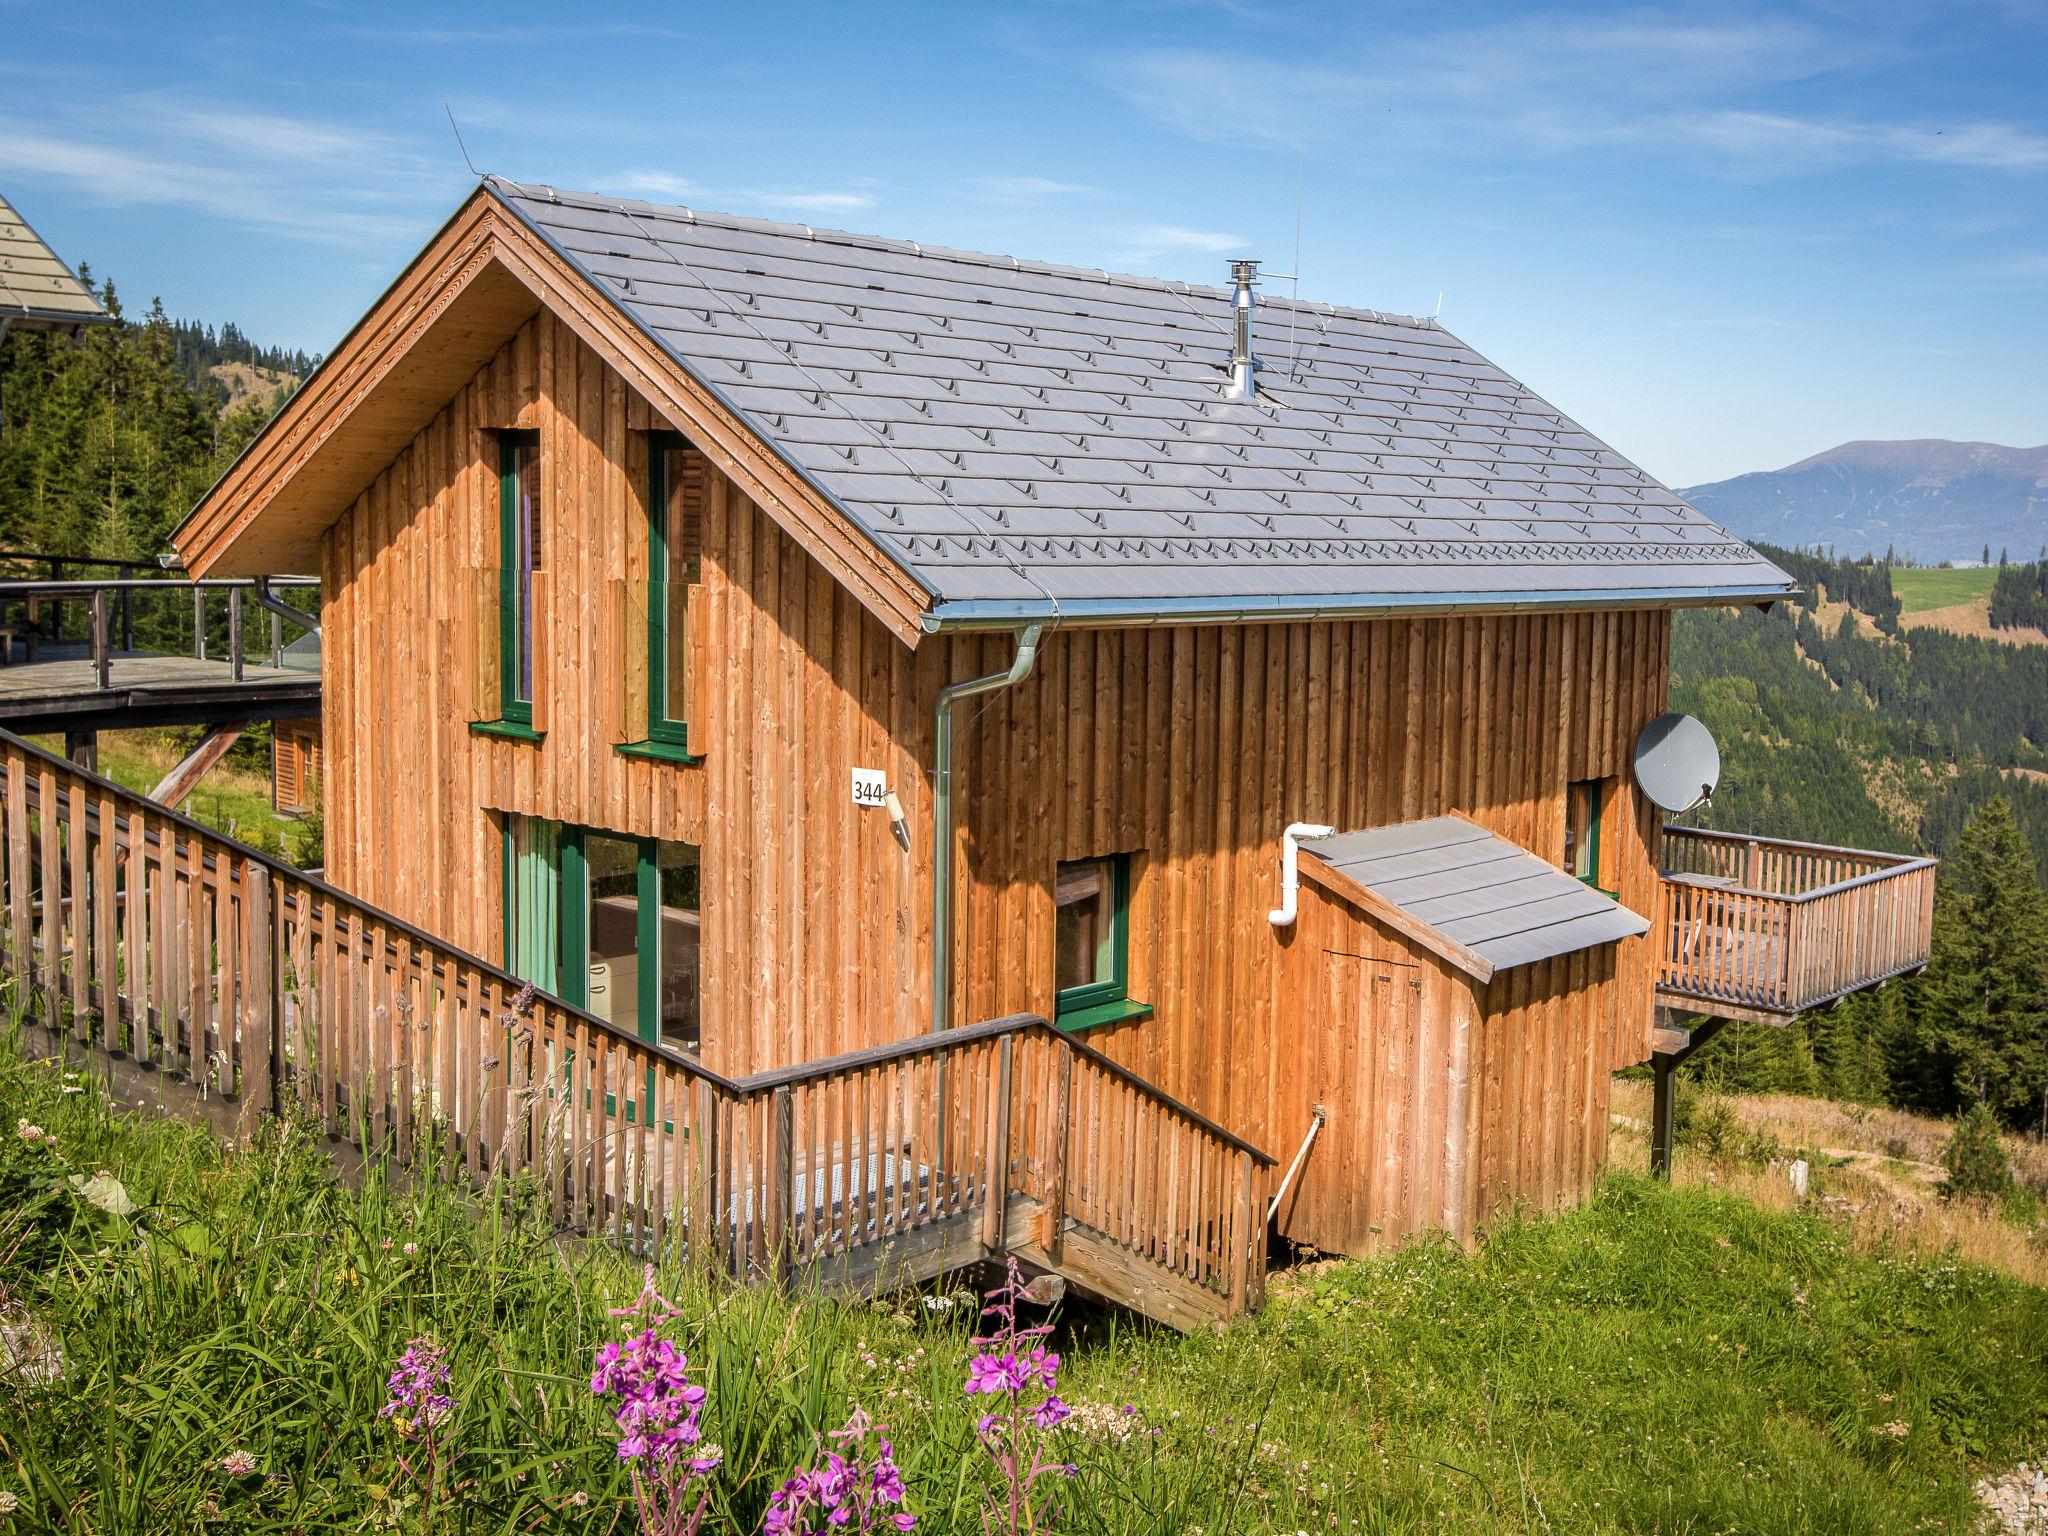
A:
1655,827,1937,1023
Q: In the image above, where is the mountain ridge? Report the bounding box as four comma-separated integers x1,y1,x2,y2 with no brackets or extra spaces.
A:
1683,438,2048,562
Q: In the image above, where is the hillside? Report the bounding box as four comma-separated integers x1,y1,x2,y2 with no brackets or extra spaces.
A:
1683,439,2048,564
1671,543,2048,880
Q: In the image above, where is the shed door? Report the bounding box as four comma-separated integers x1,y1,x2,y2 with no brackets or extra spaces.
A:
1309,950,1423,1252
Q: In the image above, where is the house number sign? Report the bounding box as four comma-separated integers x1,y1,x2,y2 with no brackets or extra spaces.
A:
851,768,888,807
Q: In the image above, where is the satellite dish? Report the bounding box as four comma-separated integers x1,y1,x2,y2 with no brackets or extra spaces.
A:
1633,712,1720,815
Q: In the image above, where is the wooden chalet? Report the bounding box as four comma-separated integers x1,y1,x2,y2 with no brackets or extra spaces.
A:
0,179,1935,1327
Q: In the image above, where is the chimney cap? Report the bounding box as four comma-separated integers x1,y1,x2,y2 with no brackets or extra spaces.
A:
1229,258,1262,288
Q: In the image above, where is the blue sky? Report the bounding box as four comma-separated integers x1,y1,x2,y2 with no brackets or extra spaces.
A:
4,0,2044,487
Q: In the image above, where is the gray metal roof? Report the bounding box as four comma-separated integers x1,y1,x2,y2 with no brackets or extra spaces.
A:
493,180,1796,625
0,192,113,333
1305,816,1649,973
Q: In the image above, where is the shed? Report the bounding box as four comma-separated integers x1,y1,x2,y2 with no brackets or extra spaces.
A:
1274,816,1650,1256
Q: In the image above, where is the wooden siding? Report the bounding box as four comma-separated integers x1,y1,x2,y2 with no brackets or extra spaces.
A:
320,311,1675,1238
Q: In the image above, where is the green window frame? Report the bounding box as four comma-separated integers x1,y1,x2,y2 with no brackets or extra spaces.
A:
478,430,544,739
618,432,703,764
501,816,701,1056
1565,779,1614,896
1052,853,1152,1033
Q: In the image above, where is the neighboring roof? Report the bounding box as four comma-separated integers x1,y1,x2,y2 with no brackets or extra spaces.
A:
1303,816,1649,979
0,193,113,333
491,180,1796,627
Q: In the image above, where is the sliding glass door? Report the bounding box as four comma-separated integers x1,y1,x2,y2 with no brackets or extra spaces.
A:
504,817,701,1054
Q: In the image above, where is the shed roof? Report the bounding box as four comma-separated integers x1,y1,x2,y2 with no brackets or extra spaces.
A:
0,193,113,332
492,180,1795,626
1303,816,1649,978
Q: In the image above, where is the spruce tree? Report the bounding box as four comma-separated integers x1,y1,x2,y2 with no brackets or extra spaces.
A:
1917,798,2048,1125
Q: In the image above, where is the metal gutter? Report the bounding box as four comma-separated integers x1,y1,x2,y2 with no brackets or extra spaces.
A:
919,583,1801,632
931,622,1045,1032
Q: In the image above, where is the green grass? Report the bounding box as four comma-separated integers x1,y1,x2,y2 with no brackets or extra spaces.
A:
26,728,311,865
2,1028,2045,1534
1891,566,1997,613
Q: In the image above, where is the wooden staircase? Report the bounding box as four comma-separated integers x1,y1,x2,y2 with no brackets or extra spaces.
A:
0,730,1272,1330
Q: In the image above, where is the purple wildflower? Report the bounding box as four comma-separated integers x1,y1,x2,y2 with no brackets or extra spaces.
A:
593,1268,721,1536
379,1338,454,1438
217,1450,259,1478
765,1410,915,1535
965,1260,1074,1535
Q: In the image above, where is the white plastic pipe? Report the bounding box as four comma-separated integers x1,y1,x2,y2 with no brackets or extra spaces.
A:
1268,821,1335,927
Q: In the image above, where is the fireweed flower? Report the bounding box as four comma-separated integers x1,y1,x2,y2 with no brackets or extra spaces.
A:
966,1260,1076,1535
593,1268,720,1536
379,1338,455,1438
764,1410,915,1535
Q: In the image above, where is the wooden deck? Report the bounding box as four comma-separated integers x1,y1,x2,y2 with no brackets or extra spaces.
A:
1654,827,1936,1022
0,729,1270,1329
0,646,319,733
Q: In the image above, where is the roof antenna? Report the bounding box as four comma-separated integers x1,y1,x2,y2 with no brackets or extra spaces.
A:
1433,291,1444,321
443,103,483,180
1286,138,1305,370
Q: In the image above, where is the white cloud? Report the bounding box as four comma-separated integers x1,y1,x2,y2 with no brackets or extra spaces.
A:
1098,221,1249,270
0,114,441,243
1101,13,2048,178
961,175,1106,205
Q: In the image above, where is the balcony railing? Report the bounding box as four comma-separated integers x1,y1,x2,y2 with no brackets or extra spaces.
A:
1655,827,1937,1019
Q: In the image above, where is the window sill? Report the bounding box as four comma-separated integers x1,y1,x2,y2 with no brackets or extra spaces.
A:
470,718,544,743
1054,997,1154,1035
616,737,702,766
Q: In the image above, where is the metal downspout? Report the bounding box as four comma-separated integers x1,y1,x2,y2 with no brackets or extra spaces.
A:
931,621,1045,1032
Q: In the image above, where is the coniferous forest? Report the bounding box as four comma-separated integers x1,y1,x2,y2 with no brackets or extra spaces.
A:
1,270,2045,1131
1674,543,2048,1128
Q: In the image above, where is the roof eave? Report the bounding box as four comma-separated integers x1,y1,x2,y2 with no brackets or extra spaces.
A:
920,582,1801,632
1,307,116,332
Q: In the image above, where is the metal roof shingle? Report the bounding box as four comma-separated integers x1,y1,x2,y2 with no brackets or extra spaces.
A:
494,181,1795,620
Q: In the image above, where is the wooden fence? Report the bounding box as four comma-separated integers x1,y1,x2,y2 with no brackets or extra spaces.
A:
1655,826,1937,1017
0,728,1269,1325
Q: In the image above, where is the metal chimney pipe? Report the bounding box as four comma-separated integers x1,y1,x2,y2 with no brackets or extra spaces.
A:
1228,258,1260,400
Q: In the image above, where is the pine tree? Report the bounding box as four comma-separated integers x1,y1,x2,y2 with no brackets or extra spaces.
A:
1916,799,2048,1125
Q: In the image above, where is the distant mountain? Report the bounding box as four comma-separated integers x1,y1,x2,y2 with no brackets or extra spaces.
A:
1682,440,2048,563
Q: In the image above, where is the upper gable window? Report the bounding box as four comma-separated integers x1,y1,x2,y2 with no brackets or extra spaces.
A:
620,432,704,763
483,430,543,737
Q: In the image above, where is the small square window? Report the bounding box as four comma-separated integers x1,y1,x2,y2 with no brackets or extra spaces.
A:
1052,854,1150,1032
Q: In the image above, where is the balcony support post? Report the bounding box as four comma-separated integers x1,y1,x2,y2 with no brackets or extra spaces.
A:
1650,1010,1728,1180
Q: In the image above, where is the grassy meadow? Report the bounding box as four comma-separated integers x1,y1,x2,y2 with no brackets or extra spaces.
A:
3,1028,2046,1533
1890,566,1998,614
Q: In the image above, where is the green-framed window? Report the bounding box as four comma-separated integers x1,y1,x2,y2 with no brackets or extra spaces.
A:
1565,779,1607,893
619,432,703,762
1053,854,1151,1033
503,816,702,1055
492,430,543,732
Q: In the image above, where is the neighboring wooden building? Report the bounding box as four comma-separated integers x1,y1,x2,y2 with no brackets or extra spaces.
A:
271,716,321,815
175,179,1915,1264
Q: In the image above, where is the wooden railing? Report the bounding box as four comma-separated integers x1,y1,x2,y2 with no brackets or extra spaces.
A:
0,728,1270,1322
1655,826,1937,1017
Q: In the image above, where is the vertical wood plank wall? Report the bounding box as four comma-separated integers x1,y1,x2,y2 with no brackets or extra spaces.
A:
320,311,1675,1235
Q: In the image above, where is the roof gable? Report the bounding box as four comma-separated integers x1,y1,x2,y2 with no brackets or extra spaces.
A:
494,180,1795,625
1,192,113,332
